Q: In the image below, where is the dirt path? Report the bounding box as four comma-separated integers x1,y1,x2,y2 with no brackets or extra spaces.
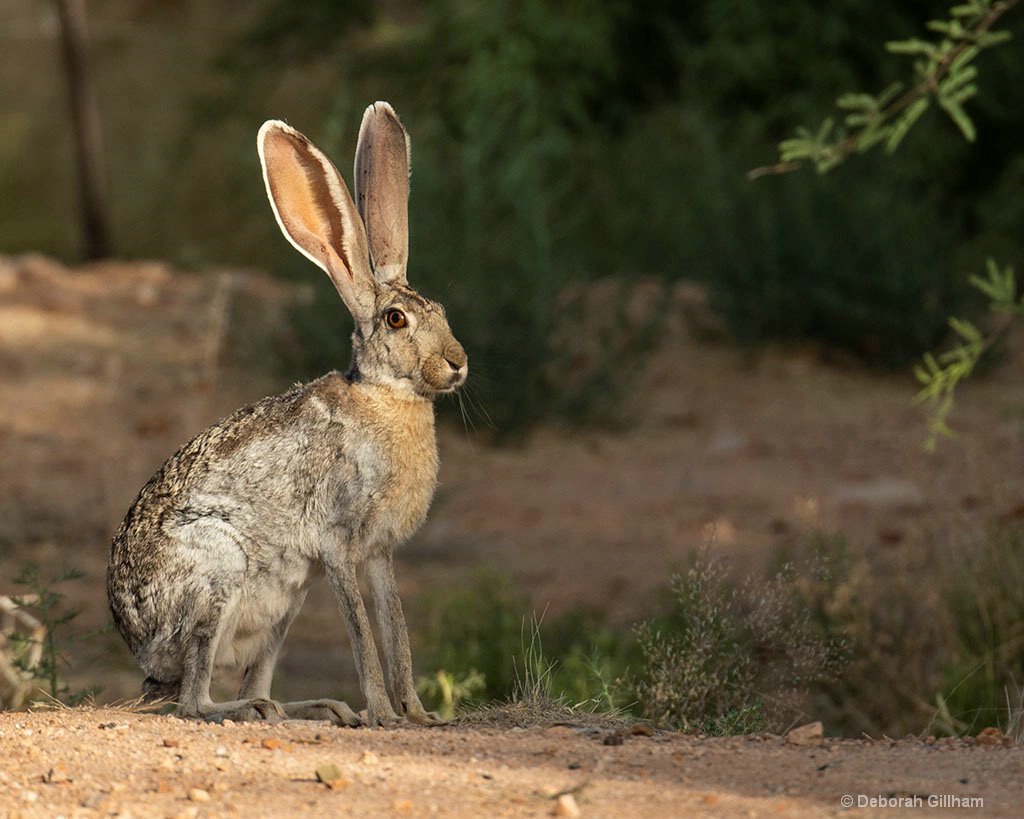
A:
2,709,1022,818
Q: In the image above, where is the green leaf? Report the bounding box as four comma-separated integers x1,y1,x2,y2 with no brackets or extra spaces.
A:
856,123,891,152
948,317,982,343
836,93,877,110
977,30,1012,48
885,98,929,153
949,45,980,73
950,4,982,18
939,95,976,141
876,82,905,107
886,38,938,57
941,64,978,93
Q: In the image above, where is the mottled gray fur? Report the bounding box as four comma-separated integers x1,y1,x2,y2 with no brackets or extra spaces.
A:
107,103,467,726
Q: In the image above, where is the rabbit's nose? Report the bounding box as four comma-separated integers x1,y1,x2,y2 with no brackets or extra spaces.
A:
443,343,467,373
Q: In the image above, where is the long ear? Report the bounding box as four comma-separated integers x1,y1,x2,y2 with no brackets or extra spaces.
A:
354,101,411,286
258,119,375,320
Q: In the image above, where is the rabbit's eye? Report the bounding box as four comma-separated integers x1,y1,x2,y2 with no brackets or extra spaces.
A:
385,309,407,329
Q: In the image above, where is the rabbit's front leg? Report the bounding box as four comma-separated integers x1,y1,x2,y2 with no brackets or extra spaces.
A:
236,593,361,727
366,552,445,726
324,556,399,727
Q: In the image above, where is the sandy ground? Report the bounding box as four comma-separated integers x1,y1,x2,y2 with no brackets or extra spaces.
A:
2,708,1023,818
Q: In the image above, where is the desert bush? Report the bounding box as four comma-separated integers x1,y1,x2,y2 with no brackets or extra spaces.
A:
630,553,843,733
937,524,1024,734
793,525,1024,739
419,527,1024,737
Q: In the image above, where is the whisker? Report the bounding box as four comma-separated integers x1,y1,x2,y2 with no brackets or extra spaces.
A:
457,391,477,436
463,384,497,431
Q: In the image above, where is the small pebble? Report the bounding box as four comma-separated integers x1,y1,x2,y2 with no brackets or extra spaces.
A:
554,793,581,817
361,750,380,766
189,788,211,803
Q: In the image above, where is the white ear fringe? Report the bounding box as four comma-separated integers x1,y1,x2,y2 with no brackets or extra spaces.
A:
257,118,367,280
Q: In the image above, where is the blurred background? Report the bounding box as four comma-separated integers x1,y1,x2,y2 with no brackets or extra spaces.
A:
2,0,1024,737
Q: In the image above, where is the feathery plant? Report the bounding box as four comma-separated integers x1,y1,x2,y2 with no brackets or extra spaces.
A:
915,260,1023,449
9,563,98,704
751,0,1020,445
749,0,1018,178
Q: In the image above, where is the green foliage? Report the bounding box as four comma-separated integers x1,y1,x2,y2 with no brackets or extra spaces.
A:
9,563,99,704
416,669,486,721
935,525,1024,735
754,0,1018,177
6,1,1024,428
697,149,968,365
915,259,1022,448
630,554,842,733
188,1,1024,426
792,527,1024,739
421,530,1024,737
414,570,633,715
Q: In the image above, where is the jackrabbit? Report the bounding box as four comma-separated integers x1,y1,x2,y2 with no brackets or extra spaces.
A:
107,102,467,726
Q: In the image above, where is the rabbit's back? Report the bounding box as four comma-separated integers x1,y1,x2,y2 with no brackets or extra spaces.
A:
107,371,439,676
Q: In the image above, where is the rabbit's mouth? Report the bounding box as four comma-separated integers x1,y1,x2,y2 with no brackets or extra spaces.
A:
437,367,468,394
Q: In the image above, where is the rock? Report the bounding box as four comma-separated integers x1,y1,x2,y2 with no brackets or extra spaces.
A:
361,750,380,766
43,764,70,784
629,724,654,737
316,764,349,790
602,733,624,746
706,431,749,456
261,737,283,751
976,727,1010,747
554,793,581,817
394,799,414,813
786,722,824,747
834,478,924,511
162,738,179,748
188,788,211,803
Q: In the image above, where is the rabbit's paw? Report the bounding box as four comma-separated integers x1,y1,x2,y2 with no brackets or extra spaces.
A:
362,701,401,728
201,698,286,724
405,705,447,727
282,699,361,727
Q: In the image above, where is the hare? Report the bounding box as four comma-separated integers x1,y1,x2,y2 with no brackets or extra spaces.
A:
107,102,467,726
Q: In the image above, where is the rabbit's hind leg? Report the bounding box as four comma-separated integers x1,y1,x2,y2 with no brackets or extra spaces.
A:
174,598,285,724
280,699,361,726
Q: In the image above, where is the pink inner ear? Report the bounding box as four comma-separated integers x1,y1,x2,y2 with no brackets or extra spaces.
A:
263,128,349,269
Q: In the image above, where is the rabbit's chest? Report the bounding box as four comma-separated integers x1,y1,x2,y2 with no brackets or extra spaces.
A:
378,433,439,545
344,393,439,549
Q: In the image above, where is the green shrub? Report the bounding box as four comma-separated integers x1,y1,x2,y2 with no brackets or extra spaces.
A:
414,570,633,714
631,553,843,733
939,525,1024,734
